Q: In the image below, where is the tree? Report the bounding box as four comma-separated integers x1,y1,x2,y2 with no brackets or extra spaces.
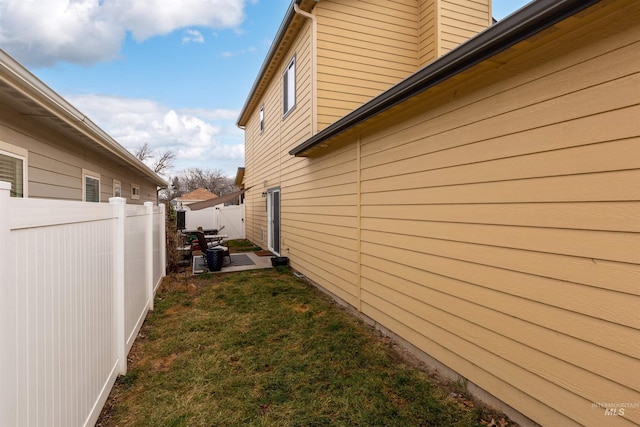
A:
158,168,237,204
159,176,182,203
134,142,176,176
177,167,236,196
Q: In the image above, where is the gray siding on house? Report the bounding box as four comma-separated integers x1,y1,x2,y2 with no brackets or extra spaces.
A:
0,102,158,204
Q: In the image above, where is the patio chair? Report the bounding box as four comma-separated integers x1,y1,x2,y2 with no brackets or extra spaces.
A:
195,230,231,266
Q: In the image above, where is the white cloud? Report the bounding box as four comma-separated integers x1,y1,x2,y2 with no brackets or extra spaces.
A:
182,29,205,44
67,93,244,175
219,45,256,58
0,0,248,67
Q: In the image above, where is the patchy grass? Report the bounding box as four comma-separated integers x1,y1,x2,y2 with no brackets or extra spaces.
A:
97,269,510,427
226,239,263,253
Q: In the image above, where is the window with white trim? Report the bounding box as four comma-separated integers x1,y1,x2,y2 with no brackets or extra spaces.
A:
113,179,122,197
259,105,265,133
131,183,140,200
282,56,296,116
0,148,26,197
82,169,100,203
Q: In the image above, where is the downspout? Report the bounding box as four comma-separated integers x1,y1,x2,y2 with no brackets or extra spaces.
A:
293,2,318,135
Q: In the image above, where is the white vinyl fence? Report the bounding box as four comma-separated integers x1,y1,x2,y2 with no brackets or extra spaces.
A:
0,182,166,427
183,204,245,240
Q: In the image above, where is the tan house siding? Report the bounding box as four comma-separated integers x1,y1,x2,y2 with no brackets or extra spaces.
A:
0,104,158,204
244,20,314,250
418,0,438,67
283,142,360,307
286,1,640,425
439,0,491,54
315,0,420,131
240,1,640,424
419,0,491,65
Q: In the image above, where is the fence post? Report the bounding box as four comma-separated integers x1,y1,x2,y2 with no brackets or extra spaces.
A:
110,197,127,375
0,181,17,425
145,202,154,311
160,203,167,278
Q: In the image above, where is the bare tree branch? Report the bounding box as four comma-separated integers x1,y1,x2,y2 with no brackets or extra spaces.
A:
134,142,153,161
152,149,176,175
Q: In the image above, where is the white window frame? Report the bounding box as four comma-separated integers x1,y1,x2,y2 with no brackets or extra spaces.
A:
113,179,122,197
259,105,265,133
131,183,141,200
82,168,101,203
282,55,296,117
0,141,28,198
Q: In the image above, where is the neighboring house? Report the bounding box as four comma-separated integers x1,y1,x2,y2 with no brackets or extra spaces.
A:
0,49,165,203
175,187,219,207
237,0,640,426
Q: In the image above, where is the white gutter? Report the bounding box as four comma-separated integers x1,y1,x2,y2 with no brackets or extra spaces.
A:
293,2,318,135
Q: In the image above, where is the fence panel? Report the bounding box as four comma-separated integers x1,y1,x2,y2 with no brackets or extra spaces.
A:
0,185,166,427
7,197,119,427
184,204,245,240
216,204,245,240
153,205,165,291
124,205,150,353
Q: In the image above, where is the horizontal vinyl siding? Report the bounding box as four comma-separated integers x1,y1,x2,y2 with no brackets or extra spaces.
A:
316,0,419,131
283,143,360,307
439,0,490,54
0,107,157,203
418,0,438,67
356,3,640,425
243,20,313,249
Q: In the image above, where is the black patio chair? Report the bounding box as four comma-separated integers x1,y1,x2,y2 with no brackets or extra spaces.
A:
195,230,231,266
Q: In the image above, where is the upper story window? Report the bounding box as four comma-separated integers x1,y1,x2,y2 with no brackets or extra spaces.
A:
0,148,26,197
259,105,265,133
283,56,296,116
83,169,100,203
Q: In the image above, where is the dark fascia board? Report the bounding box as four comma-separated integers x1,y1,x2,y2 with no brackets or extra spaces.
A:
290,0,602,157
236,1,298,127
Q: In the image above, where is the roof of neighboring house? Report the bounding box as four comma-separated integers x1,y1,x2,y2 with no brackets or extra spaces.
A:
289,0,601,157
177,187,219,202
0,49,167,188
236,0,317,127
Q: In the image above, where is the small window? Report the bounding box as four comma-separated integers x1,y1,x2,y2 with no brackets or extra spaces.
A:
259,105,265,133
0,148,26,197
83,169,100,203
113,179,122,197
282,56,296,116
131,184,140,200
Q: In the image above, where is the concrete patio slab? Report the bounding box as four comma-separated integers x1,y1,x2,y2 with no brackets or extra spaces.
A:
192,252,273,274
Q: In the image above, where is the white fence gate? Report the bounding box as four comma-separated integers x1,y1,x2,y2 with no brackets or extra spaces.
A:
183,204,245,240
0,182,166,427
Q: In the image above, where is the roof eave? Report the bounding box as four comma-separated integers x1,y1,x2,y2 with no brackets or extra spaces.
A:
289,0,602,157
236,1,297,127
0,49,167,188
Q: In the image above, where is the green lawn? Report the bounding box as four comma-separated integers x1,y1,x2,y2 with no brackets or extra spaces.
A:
98,268,508,427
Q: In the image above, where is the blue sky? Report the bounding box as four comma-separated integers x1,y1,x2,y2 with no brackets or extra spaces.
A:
0,0,530,179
